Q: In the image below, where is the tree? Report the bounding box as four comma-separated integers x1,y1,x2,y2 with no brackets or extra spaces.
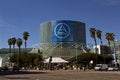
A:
105,33,111,47
105,32,117,66
96,30,103,45
96,29,105,62
69,53,113,67
89,28,98,64
16,38,22,54
16,38,23,67
23,32,29,53
34,56,41,67
8,38,12,57
10,53,42,68
11,37,16,55
89,28,97,53
109,33,117,65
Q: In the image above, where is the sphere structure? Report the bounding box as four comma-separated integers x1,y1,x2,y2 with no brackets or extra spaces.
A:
39,20,86,58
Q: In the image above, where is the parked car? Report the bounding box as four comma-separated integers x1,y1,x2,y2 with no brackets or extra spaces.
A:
0,67,2,71
11,66,19,71
0,66,20,71
94,64,108,71
108,67,119,71
108,67,114,71
2,66,9,71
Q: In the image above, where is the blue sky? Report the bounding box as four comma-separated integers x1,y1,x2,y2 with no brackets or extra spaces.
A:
0,0,120,48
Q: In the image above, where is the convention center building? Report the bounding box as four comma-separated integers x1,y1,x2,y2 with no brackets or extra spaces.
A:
31,20,86,58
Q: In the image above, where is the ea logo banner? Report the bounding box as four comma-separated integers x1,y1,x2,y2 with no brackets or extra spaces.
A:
54,23,70,39
52,22,73,42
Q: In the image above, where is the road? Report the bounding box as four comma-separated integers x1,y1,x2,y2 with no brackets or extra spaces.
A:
0,70,120,80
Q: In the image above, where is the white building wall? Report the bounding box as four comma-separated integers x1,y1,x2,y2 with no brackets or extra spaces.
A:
0,57,2,67
93,45,101,54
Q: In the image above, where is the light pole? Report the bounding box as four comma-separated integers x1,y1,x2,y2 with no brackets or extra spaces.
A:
90,60,93,69
75,44,78,68
49,56,52,70
113,47,117,67
38,49,42,70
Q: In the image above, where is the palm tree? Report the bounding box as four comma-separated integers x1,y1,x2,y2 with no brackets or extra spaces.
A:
89,28,97,53
23,32,29,53
11,37,16,55
96,30,103,45
105,33,111,47
8,38,12,57
105,32,117,65
16,38,23,54
16,38,22,67
89,27,98,64
109,33,115,41
96,30,105,63
109,33,117,65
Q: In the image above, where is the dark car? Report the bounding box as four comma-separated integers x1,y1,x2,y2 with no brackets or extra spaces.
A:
2,66,9,71
0,67,3,71
12,66,19,71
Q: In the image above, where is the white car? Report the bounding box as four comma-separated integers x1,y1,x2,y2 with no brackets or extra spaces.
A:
108,67,119,71
108,67,114,71
94,64,108,71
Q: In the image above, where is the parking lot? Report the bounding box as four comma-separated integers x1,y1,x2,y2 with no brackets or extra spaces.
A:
1,70,120,80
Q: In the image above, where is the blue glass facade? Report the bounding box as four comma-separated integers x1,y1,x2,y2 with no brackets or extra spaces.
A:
52,21,73,42
40,20,86,58
40,20,86,44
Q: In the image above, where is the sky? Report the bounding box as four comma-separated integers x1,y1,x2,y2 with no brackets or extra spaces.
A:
0,0,120,48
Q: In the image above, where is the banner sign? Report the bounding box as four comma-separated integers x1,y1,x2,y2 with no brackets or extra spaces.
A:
52,21,73,42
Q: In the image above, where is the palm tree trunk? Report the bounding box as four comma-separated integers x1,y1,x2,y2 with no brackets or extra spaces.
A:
13,45,15,55
9,45,11,57
100,39,103,46
18,46,21,68
25,40,26,53
19,46,21,59
108,40,110,47
94,38,97,53
100,38,105,63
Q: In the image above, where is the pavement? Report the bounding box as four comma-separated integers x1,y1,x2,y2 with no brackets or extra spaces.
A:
0,70,120,80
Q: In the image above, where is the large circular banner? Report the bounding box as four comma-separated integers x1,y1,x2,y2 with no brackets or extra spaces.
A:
52,21,73,42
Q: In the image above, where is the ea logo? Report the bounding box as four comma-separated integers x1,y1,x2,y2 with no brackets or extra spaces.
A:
54,23,70,39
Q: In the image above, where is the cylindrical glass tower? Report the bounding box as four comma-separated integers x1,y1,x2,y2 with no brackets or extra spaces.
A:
40,20,86,58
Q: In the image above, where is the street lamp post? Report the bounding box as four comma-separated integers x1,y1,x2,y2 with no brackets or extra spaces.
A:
113,47,117,67
49,56,52,70
75,44,78,69
90,60,93,69
38,49,43,70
